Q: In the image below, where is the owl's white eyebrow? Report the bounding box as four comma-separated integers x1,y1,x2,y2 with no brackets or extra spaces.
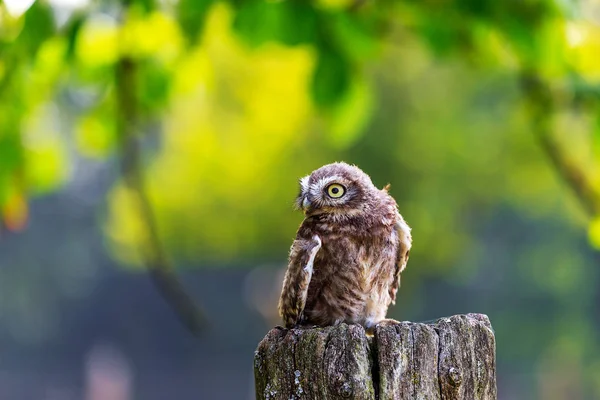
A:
311,175,342,196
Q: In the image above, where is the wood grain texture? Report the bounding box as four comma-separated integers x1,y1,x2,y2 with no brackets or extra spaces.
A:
254,314,496,400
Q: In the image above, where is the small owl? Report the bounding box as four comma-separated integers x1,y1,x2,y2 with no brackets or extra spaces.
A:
278,162,412,330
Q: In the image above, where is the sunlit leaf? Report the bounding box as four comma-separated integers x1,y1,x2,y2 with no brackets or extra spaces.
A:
24,143,66,193
21,105,68,192
27,37,67,106
533,19,568,78
314,0,353,10
322,75,374,149
0,4,25,42
588,216,600,249
106,185,146,266
121,11,183,61
3,0,35,18
565,21,600,81
468,22,519,68
594,112,600,159
76,111,116,158
76,15,118,66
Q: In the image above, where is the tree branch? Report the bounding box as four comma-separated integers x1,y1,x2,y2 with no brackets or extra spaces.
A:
115,15,206,335
520,73,600,217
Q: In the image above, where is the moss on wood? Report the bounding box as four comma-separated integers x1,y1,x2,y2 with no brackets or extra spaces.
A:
254,314,496,400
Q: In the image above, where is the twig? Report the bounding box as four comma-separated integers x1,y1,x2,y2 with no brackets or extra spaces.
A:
114,28,206,334
520,73,600,217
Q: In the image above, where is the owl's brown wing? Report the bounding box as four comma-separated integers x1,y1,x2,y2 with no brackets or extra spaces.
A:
389,217,412,305
278,235,322,328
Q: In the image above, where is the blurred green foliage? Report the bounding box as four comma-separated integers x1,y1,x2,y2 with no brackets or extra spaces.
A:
0,0,598,247
1,0,600,397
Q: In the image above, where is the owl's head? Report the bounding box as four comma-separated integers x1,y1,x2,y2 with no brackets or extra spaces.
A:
295,162,378,216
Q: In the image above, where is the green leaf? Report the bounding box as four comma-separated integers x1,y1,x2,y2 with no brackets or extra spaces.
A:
593,111,600,159
323,76,374,149
24,140,67,194
14,1,55,58
311,48,351,107
177,0,214,44
588,216,600,249
0,133,24,175
64,13,86,61
0,169,8,207
232,0,318,47
135,0,157,13
232,1,278,46
499,18,538,65
75,104,117,158
137,60,171,113
417,14,463,56
328,12,380,61
275,1,318,46
456,0,493,18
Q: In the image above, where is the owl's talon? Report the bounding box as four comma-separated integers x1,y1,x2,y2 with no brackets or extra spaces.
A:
376,318,401,327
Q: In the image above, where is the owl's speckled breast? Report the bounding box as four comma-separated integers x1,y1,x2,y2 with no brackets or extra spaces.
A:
301,222,398,327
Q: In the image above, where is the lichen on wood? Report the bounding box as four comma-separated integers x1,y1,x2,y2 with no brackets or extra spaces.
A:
254,313,496,400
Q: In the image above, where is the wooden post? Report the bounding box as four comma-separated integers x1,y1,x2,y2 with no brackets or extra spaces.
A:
254,313,496,400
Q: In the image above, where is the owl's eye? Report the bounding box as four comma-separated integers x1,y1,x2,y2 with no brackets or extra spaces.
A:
326,184,346,199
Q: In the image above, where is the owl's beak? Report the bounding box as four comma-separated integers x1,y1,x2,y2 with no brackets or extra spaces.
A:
302,197,311,210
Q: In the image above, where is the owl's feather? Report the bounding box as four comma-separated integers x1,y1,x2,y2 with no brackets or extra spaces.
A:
278,235,322,328
388,218,412,305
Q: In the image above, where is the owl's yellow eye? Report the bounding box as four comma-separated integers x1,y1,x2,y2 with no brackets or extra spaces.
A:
326,184,346,199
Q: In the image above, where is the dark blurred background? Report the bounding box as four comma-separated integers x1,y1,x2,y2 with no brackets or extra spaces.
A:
1,0,600,399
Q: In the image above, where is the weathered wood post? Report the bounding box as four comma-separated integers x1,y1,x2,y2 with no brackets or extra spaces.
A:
254,313,496,399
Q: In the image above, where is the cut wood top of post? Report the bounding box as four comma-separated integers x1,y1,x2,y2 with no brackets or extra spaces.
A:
254,313,496,400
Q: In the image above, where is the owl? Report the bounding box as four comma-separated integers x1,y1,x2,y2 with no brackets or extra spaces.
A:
278,162,412,330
